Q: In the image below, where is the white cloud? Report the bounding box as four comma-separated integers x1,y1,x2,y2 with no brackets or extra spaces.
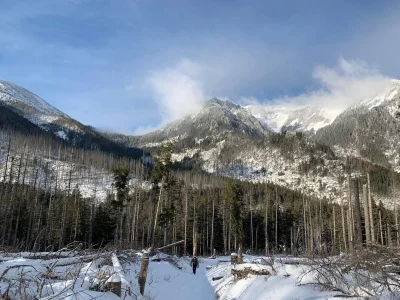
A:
146,58,207,124
247,58,394,120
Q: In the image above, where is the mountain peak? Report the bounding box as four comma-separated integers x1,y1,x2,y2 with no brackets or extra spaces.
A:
205,98,240,110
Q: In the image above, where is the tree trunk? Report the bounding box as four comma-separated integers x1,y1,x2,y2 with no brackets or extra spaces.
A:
367,173,375,244
138,252,150,295
265,186,269,256
223,195,226,255
363,184,371,246
184,187,188,256
353,178,363,246
386,223,391,247
302,193,307,254
151,179,164,249
347,175,353,253
229,211,232,252
379,209,384,245
193,194,197,257
60,168,73,249
210,195,214,255
341,203,347,252
275,187,278,253
396,203,399,247
290,226,293,255
250,200,253,253
333,205,336,254
238,243,243,264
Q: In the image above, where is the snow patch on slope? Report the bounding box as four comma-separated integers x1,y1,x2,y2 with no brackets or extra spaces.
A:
245,104,334,133
56,130,68,140
246,104,290,132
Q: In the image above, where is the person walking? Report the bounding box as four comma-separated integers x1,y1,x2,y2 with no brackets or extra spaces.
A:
190,256,199,274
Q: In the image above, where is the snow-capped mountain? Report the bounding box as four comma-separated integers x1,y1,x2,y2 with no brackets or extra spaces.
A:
108,98,270,148
245,103,334,133
315,80,400,171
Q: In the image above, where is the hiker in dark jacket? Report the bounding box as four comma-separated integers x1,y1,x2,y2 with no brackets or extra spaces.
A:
190,256,199,274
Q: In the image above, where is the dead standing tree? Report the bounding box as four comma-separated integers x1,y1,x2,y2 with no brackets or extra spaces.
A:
150,143,172,251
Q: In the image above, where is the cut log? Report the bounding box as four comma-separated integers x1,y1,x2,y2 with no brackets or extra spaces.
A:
105,274,121,297
212,276,224,281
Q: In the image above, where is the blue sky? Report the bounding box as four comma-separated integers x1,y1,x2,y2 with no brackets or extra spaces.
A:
1,0,400,134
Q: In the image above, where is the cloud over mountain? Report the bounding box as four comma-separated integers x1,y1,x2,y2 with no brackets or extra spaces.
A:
146,59,207,125
245,58,393,121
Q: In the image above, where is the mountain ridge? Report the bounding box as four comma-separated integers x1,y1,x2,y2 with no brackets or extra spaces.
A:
0,79,144,159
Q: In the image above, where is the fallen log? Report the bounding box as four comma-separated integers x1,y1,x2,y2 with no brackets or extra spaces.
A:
151,257,182,269
231,267,270,280
157,240,185,251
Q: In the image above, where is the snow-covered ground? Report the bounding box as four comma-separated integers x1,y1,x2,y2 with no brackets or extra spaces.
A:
0,251,119,299
3,251,398,299
208,256,352,300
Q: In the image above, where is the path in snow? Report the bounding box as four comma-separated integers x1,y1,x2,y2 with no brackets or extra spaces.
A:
125,257,217,300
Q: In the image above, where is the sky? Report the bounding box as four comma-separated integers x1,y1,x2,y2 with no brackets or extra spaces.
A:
1,0,400,134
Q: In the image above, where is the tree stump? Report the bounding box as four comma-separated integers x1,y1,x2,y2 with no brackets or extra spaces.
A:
238,247,243,264
138,251,150,295
231,253,238,265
